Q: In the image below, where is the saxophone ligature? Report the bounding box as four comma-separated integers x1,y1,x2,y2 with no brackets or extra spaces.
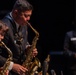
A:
0,41,13,75
22,22,41,75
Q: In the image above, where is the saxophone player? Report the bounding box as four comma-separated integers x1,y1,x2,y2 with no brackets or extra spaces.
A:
0,20,9,75
1,0,38,75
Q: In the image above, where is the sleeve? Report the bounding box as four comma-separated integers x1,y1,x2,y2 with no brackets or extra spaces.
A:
0,55,7,67
0,55,14,71
8,61,14,71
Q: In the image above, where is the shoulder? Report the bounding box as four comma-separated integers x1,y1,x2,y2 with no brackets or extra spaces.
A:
1,13,13,27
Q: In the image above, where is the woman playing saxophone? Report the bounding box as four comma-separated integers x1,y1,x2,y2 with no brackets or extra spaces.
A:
0,20,10,75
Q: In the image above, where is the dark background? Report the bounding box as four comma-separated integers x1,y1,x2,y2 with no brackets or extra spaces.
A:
0,0,74,75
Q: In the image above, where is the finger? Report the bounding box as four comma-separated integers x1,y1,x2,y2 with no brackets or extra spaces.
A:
20,67,28,72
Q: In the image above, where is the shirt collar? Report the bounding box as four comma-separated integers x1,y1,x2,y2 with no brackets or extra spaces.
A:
10,12,20,30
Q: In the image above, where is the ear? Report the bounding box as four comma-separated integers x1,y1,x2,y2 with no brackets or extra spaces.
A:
14,9,18,14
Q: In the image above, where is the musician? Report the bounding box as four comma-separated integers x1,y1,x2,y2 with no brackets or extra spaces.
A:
0,20,9,75
63,21,76,75
1,0,38,75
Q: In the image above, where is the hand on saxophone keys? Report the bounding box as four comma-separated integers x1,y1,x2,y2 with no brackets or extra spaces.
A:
32,48,38,57
12,63,28,75
26,45,38,57
5,70,9,75
0,67,9,75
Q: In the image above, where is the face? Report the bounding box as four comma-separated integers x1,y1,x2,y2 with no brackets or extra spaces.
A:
14,10,32,25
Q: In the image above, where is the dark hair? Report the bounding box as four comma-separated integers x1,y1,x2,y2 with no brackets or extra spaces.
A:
13,0,33,12
0,20,9,32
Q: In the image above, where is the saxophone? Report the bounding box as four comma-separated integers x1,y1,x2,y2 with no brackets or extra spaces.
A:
38,54,50,75
0,41,13,75
42,54,50,75
22,22,41,75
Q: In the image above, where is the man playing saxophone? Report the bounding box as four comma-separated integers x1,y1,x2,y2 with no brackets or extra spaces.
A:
0,20,9,75
1,0,38,75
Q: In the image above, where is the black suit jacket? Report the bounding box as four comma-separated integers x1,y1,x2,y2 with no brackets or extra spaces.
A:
0,12,29,66
63,30,76,70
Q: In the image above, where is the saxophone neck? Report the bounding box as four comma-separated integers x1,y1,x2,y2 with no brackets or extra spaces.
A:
45,55,50,62
27,21,39,37
0,41,13,59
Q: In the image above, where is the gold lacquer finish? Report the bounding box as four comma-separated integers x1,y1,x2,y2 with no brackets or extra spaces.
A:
0,41,13,75
22,22,41,75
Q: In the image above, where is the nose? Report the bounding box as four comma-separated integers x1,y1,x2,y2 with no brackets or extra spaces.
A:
26,16,30,21
1,36,4,39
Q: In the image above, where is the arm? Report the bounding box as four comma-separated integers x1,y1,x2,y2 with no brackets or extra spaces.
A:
0,55,7,67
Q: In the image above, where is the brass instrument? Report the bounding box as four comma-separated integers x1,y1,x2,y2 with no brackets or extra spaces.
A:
38,54,50,75
43,54,50,75
51,70,56,75
0,41,13,75
22,22,41,75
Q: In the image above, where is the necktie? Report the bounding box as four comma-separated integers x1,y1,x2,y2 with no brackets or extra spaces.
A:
18,26,21,32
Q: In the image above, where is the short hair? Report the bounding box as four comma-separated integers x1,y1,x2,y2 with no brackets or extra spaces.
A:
13,0,33,12
0,20,9,32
